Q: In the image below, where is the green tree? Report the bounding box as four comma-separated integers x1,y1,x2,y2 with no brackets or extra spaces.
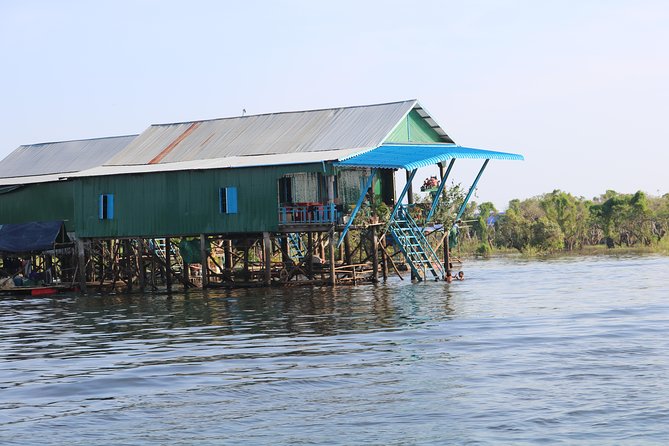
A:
540,190,587,250
531,217,564,252
494,200,534,252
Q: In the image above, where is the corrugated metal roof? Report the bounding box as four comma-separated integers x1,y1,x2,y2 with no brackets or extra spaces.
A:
0,135,137,179
335,143,524,170
0,173,66,187
105,100,453,165
68,148,361,179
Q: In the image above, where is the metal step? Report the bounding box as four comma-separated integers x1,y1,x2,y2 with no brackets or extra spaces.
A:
388,205,444,281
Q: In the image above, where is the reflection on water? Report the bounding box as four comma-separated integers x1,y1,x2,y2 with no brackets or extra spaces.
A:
1,255,669,445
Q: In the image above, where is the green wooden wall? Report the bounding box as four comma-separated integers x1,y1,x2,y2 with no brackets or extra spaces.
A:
385,109,444,143
1,111,444,238
0,182,75,231
75,163,325,238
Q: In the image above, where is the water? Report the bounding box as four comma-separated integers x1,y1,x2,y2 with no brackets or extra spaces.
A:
1,255,669,445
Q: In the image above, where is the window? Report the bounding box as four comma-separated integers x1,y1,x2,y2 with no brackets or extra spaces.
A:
219,187,238,214
278,176,292,204
99,194,114,220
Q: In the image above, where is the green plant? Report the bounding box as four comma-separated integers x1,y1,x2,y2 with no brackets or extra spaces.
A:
475,242,492,257
373,201,390,221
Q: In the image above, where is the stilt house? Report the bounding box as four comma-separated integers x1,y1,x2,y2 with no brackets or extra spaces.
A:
0,100,523,292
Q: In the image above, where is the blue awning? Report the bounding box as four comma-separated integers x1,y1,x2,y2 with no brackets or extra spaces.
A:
0,221,67,253
335,143,523,170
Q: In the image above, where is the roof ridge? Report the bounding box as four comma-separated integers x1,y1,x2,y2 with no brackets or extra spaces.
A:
149,99,419,127
20,134,138,148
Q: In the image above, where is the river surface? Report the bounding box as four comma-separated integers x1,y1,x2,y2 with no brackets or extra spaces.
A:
1,255,669,445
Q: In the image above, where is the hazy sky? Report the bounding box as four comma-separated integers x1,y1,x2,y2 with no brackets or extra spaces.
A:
1,0,667,208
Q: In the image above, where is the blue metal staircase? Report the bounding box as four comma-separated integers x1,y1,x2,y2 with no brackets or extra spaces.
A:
388,205,444,281
287,233,305,260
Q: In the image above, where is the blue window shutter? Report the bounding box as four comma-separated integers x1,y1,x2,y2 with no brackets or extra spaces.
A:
99,195,104,219
107,194,114,220
227,187,238,214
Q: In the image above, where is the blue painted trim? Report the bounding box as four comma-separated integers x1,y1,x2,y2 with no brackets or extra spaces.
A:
99,194,114,220
107,194,114,220
227,187,238,214
219,187,238,214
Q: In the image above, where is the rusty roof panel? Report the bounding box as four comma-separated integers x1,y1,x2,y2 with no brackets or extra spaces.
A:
105,100,428,165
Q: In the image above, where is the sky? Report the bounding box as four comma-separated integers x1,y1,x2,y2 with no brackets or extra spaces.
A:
1,0,668,209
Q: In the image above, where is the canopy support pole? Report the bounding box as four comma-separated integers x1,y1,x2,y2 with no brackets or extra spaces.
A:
390,169,417,221
455,159,489,222
337,169,377,248
424,159,455,227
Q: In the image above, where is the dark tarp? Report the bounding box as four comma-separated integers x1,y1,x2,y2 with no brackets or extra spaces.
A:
179,239,203,264
0,221,67,253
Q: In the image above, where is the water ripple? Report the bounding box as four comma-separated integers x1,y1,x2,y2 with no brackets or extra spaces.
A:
2,255,669,444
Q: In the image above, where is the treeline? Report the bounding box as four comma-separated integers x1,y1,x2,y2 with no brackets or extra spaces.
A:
458,190,669,254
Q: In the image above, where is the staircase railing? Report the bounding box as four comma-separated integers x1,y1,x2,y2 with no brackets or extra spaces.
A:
388,205,444,281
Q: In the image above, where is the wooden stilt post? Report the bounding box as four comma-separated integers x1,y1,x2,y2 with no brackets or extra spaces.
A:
45,254,53,284
444,234,451,282
224,239,233,270
150,240,156,289
183,259,190,287
124,240,133,293
371,228,379,283
200,234,209,288
137,239,146,292
243,239,250,282
165,237,172,292
263,232,272,286
380,235,388,281
76,238,87,294
329,229,336,286
307,231,314,279
344,232,352,266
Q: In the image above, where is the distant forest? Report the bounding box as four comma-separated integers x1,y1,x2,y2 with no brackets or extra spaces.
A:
433,189,669,254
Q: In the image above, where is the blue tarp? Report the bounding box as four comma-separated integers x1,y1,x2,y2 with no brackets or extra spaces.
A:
0,221,66,253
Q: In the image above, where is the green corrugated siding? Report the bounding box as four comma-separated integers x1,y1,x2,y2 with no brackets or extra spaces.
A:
75,163,325,238
0,182,75,230
385,109,443,143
